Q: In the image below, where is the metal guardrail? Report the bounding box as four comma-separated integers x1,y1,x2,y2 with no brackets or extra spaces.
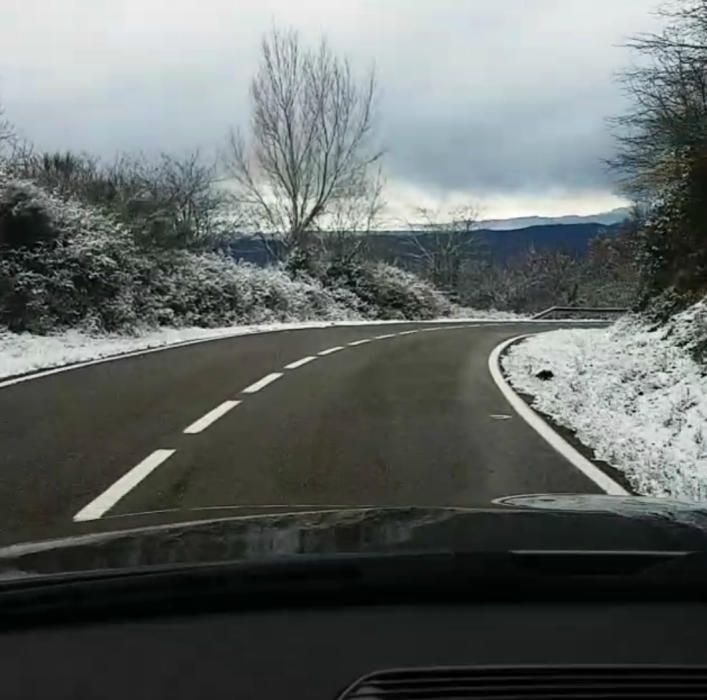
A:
532,306,629,320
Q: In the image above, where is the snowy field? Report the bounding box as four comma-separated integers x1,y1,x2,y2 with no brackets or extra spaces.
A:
0,314,515,381
502,302,707,500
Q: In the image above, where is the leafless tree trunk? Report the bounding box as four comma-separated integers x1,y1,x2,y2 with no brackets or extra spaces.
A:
224,28,382,267
405,205,479,293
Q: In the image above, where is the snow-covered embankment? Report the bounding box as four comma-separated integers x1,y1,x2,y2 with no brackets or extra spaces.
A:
502,302,707,499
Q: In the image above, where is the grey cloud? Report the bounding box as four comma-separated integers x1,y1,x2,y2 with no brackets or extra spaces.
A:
0,0,662,213
384,92,621,195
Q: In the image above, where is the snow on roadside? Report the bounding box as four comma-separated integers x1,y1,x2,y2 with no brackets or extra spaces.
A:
502,312,707,500
0,324,329,380
0,313,517,381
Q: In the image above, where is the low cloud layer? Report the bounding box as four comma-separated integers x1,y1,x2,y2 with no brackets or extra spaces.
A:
1,0,660,217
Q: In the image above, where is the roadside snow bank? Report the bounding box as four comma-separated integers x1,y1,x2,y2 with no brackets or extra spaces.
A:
0,315,516,381
0,323,332,380
502,310,707,500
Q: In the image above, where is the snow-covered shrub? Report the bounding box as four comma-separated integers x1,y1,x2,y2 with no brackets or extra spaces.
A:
0,179,150,332
325,261,453,320
0,180,62,249
144,253,363,327
0,177,465,333
646,295,707,366
0,178,367,332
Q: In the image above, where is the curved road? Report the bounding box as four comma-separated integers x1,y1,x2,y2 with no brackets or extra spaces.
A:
0,321,605,545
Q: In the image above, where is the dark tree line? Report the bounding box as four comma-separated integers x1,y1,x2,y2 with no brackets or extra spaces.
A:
3,147,225,250
612,0,707,311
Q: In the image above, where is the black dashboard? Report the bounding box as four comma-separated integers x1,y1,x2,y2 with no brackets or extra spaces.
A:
2,601,707,699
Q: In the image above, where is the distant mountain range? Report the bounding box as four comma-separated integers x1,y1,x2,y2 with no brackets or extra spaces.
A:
230,217,625,265
420,207,631,232
369,222,623,264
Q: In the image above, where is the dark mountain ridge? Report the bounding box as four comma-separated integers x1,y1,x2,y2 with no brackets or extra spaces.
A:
228,221,622,265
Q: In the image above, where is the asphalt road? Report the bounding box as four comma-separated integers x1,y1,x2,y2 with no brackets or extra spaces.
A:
0,321,606,544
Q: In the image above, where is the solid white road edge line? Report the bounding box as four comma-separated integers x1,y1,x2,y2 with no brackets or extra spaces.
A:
318,346,344,356
241,372,283,394
73,449,177,522
284,356,317,370
488,335,629,496
183,400,241,434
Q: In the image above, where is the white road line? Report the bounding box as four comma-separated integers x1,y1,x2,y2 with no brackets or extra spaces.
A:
374,333,396,340
183,400,240,434
284,356,317,370
241,372,283,393
348,338,372,347
488,336,629,496
318,346,344,356
397,330,420,336
73,449,177,522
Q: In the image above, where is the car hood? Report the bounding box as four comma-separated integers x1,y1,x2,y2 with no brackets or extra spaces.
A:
2,494,707,577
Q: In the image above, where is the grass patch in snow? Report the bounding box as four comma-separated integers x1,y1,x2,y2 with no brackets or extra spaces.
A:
502,307,707,500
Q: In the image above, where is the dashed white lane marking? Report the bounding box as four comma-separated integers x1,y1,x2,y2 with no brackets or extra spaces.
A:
318,346,344,356
284,356,317,370
242,372,283,394
73,449,177,522
183,400,241,434
488,336,629,496
72,325,490,522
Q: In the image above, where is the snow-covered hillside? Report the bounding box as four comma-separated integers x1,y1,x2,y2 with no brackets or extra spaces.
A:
502,300,707,500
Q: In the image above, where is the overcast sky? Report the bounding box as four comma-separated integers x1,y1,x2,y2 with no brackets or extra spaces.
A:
1,0,661,220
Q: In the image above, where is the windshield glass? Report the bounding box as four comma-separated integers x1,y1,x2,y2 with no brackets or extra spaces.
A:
0,0,705,569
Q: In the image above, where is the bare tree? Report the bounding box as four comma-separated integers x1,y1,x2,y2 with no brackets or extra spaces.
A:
460,246,581,313
224,28,382,267
320,165,385,266
0,102,16,164
127,151,225,247
7,145,225,248
610,1,707,301
611,1,707,197
405,205,479,294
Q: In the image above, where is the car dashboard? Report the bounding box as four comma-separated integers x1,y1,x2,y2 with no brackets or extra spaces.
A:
2,600,707,699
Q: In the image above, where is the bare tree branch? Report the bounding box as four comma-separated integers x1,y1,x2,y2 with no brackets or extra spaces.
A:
0,101,16,167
